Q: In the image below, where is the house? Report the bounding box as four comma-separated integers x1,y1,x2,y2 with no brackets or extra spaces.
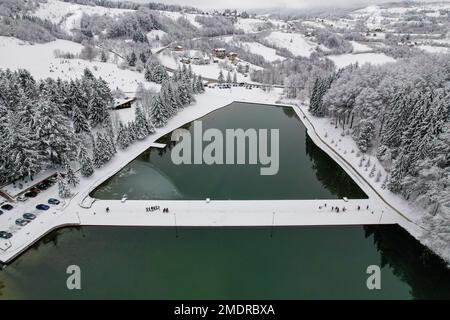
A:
113,97,136,110
180,57,191,64
191,52,210,65
174,45,183,52
227,52,238,62
212,48,227,59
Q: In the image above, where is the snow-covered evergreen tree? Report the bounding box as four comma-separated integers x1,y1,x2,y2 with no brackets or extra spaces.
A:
116,122,131,149
66,165,79,187
150,95,169,127
226,71,232,83
72,106,90,134
34,96,77,166
218,70,224,83
78,146,94,177
58,173,71,198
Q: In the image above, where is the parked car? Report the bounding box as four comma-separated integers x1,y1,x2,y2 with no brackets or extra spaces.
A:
15,218,29,226
29,187,41,194
17,195,28,202
0,231,12,239
36,204,50,211
37,182,50,190
48,176,57,182
45,179,56,185
23,213,36,220
48,198,60,205
25,191,38,198
1,204,13,211
0,210,3,215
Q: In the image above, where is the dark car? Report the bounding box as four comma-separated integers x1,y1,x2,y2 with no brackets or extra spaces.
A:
23,213,36,220
0,210,3,215
15,218,29,226
37,182,50,190
25,191,38,198
30,187,41,194
0,231,12,239
48,198,60,205
1,204,13,211
36,204,50,210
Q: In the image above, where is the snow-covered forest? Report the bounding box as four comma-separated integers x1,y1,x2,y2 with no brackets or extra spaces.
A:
309,54,450,231
0,64,203,192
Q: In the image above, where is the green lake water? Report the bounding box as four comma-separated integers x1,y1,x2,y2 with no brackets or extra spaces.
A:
91,102,367,200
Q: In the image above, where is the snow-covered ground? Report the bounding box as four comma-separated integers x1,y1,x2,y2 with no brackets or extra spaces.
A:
242,42,286,62
156,10,202,29
418,45,449,54
235,18,267,33
350,41,373,53
146,30,167,42
327,52,396,68
0,36,157,93
264,31,317,57
33,0,133,35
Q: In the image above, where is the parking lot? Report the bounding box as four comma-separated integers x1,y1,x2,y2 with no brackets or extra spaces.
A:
0,175,63,240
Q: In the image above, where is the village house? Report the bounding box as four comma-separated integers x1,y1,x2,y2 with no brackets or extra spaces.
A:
227,52,238,62
113,97,136,110
212,48,227,59
174,45,183,52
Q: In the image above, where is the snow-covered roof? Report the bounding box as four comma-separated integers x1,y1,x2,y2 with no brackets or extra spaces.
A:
114,97,136,108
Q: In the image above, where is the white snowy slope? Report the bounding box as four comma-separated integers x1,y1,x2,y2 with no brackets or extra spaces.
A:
327,52,396,69
235,17,267,33
155,10,202,29
33,0,133,35
242,42,286,62
0,36,157,93
264,31,318,57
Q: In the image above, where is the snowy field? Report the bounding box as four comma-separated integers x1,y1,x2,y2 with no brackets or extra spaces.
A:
327,52,396,68
264,31,317,57
235,18,267,33
418,45,449,54
33,0,133,35
156,10,202,29
350,41,373,53
0,36,157,93
242,42,286,62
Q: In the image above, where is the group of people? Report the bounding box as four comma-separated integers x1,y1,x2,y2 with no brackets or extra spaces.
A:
317,203,371,213
145,206,170,213
331,206,346,213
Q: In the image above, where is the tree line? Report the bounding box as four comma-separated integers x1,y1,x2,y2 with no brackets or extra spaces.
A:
308,54,450,218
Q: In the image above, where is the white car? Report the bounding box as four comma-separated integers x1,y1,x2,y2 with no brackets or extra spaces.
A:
17,195,28,202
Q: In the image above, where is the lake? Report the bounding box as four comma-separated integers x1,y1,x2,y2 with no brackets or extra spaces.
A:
91,102,367,200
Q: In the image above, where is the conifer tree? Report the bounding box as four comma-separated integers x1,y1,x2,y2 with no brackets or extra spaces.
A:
79,146,94,177
58,173,71,198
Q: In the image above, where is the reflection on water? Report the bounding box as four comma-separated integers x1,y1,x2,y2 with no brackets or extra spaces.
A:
365,225,450,299
0,225,449,299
